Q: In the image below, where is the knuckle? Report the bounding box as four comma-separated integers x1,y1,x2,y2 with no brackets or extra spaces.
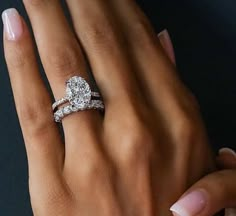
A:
46,45,82,80
173,115,197,145
171,91,203,145
119,124,154,165
19,97,51,122
78,155,111,183
23,0,48,7
131,17,155,48
132,17,151,36
82,19,120,50
210,170,236,195
209,171,229,196
6,44,33,70
18,97,53,137
25,122,56,154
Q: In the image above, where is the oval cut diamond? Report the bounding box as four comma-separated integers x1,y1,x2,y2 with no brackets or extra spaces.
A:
66,76,92,109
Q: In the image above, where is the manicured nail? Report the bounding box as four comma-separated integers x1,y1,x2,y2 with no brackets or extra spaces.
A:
170,190,208,216
2,8,23,41
219,148,236,159
158,29,176,65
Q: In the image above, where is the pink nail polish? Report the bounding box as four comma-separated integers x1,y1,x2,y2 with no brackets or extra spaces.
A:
170,190,208,216
158,29,176,65
2,8,23,41
219,148,236,159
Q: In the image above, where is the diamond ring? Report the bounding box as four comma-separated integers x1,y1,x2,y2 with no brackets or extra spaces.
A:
53,76,104,122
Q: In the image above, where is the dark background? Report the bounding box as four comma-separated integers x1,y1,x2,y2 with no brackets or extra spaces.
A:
0,0,235,215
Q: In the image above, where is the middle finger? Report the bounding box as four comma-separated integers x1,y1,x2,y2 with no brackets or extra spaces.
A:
66,0,146,111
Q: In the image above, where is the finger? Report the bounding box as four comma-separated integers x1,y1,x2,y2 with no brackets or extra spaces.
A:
2,8,64,198
66,3,156,212
217,148,236,169
66,0,144,109
22,0,103,158
217,148,236,216
158,29,176,65
170,170,236,216
23,0,88,97
109,1,201,130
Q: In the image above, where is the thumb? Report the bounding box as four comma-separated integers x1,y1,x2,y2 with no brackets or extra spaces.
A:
170,169,236,216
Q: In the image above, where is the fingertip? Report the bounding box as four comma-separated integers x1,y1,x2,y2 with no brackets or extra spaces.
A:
218,148,236,169
158,29,176,65
170,189,208,216
219,148,236,158
2,8,24,41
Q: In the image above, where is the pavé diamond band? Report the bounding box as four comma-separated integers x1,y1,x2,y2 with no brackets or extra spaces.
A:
54,100,105,123
53,76,104,122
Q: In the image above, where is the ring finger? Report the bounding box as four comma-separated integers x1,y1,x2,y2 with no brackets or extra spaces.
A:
22,0,104,168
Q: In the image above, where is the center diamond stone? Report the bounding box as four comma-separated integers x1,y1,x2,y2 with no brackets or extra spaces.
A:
66,76,92,109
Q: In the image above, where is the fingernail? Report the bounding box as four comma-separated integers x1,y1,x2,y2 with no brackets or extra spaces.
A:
170,190,208,216
158,29,176,65
2,8,23,41
219,148,236,158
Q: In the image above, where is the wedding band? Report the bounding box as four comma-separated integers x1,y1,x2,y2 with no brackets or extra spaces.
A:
54,100,104,123
53,76,104,122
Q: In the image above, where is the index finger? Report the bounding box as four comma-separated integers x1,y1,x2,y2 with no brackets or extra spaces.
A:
2,8,64,192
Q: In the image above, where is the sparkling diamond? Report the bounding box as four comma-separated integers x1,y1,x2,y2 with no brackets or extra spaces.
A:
66,76,91,109
57,109,64,117
63,106,71,115
71,105,79,112
54,114,61,122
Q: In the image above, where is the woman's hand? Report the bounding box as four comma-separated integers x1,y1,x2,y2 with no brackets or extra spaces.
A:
2,1,214,215
160,30,236,216
159,29,236,216
171,148,236,216
159,31,236,216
